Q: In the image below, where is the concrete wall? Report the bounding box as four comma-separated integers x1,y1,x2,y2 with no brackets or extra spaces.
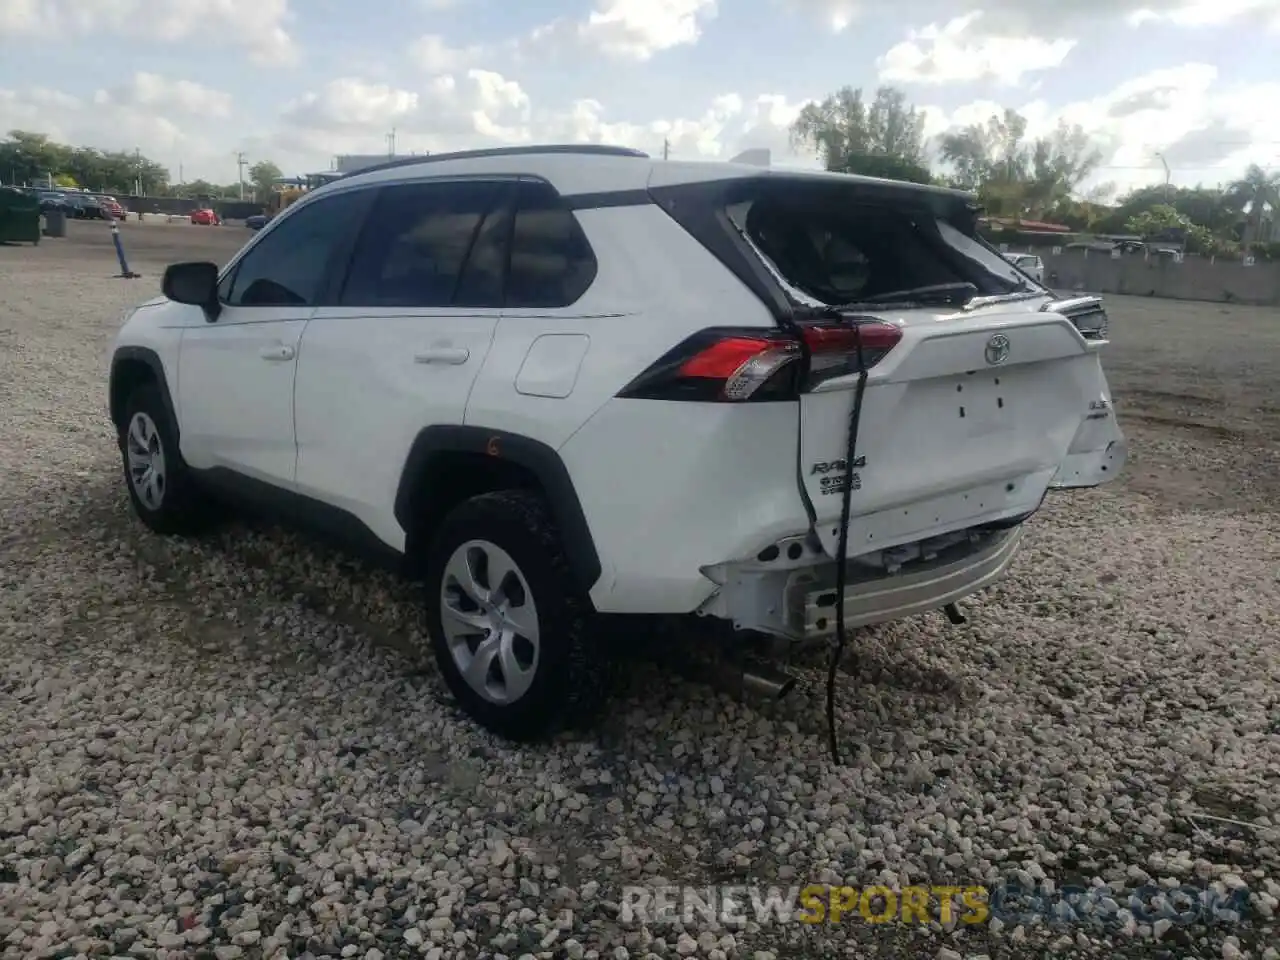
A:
1042,250,1280,306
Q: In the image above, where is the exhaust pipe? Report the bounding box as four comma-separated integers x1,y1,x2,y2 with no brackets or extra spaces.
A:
742,667,798,700
701,660,798,701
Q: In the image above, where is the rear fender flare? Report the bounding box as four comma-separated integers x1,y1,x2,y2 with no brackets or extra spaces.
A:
394,426,602,594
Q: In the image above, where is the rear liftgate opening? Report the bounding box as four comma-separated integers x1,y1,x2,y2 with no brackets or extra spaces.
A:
620,314,971,762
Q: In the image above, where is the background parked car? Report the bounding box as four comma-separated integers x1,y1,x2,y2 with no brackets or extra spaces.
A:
244,213,269,230
67,194,107,220
96,196,126,219
35,190,75,215
1009,253,1045,283
190,207,221,225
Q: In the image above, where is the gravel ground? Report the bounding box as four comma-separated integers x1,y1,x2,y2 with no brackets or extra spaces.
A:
3,227,1280,960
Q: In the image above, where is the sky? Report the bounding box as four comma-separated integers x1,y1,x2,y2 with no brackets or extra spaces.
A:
0,0,1278,195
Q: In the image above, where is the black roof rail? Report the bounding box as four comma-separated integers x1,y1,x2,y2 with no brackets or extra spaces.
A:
338,144,650,180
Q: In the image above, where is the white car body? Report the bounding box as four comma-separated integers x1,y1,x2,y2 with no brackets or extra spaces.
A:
108,145,1125,736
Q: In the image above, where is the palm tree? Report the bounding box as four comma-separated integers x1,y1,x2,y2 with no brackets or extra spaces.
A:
1224,164,1280,248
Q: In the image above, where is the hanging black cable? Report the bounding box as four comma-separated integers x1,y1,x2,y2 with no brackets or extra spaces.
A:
825,319,868,766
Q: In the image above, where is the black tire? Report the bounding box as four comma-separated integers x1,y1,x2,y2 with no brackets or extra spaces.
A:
423,490,611,741
118,382,217,535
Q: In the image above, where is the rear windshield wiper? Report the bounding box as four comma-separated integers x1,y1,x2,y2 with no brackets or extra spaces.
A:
815,282,980,313
855,282,979,305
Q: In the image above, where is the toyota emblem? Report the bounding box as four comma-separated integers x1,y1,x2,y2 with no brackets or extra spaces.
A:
984,334,1010,365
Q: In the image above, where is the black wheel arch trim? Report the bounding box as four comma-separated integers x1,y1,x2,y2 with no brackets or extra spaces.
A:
395,425,602,594
109,346,179,442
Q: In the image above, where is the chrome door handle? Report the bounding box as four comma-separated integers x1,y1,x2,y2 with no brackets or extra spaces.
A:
414,348,470,365
259,345,295,361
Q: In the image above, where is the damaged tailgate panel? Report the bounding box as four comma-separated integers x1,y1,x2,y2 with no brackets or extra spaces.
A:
800,309,1125,560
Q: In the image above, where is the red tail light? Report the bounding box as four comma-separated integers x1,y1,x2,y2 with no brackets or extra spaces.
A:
617,320,902,402
798,321,902,391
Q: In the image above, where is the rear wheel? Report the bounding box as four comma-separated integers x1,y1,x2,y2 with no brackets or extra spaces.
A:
423,491,611,741
119,383,218,535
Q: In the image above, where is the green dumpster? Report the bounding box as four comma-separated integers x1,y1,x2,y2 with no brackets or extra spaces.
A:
0,186,41,244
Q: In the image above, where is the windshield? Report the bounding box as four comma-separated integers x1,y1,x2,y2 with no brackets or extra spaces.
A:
729,188,1044,308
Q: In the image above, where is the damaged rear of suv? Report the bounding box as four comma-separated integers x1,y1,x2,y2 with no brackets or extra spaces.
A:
568,160,1121,670
611,167,1125,651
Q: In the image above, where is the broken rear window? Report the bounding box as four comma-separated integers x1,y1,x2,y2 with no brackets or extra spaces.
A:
725,181,1041,308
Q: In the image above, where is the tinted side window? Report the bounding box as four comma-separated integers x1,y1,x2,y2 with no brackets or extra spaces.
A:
506,181,597,309
225,189,368,307
341,181,506,308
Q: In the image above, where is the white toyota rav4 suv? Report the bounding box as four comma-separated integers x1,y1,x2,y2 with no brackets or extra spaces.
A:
107,145,1125,741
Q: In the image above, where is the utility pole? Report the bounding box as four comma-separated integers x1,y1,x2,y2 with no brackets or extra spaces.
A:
134,147,143,196
1155,152,1171,202
663,137,670,161
387,128,397,157
235,151,248,200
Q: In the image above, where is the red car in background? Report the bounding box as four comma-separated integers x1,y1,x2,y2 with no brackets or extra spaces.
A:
190,207,222,225
97,197,126,219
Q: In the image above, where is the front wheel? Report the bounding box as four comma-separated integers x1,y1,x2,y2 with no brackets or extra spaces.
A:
119,383,219,535
423,491,611,741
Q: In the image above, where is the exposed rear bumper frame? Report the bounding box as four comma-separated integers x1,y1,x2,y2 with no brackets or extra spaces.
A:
696,525,1023,643
798,526,1022,640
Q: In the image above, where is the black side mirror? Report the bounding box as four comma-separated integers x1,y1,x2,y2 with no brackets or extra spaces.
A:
162,261,221,320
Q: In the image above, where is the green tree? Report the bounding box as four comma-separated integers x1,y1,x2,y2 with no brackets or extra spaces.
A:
1124,203,1214,253
0,131,170,194
1223,164,1280,248
180,179,222,198
790,85,933,184
1095,184,1238,238
937,108,1029,193
0,130,70,186
1023,123,1103,213
248,160,283,201
936,111,1101,219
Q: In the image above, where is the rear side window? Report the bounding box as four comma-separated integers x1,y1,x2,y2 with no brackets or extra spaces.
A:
224,189,369,307
714,182,1041,308
340,180,510,308
505,180,597,309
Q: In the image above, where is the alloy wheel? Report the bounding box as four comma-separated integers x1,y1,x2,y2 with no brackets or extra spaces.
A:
125,412,167,511
439,539,540,704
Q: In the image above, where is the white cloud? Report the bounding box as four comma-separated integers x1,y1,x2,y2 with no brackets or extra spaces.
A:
1127,0,1280,28
408,34,488,73
409,0,718,70
0,0,298,65
878,12,1077,86
575,0,717,59
269,70,813,171
3,53,1275,198
0,79,230,183
280,79,422,135
94,73,233,119
788,0,1280,32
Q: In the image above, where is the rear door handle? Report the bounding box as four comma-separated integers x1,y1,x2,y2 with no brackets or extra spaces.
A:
414,348,470,365
259,345,295,361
